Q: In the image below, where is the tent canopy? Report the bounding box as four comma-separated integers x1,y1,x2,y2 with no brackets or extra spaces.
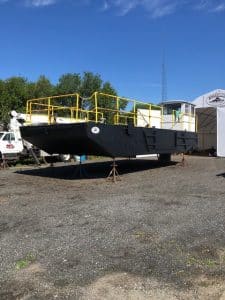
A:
193,89,225,157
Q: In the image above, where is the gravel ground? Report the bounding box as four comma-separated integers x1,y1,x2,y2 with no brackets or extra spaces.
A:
0,155,225,299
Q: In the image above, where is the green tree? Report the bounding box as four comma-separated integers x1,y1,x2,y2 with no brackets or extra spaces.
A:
56,73,81,95
0,77,28,124
0,90,11,126
26,82,36,100
80,72,102,98
55,73,82,108
101,81,117,95
0,80,5,100
34,75,54,98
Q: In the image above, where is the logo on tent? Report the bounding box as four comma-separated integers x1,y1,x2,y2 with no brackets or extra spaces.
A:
207,93,225,107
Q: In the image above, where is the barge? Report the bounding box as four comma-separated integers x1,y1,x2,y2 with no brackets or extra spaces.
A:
20,92,198,158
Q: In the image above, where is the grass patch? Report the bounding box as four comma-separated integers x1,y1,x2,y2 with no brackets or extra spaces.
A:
15,253,36,270
186,256,217,268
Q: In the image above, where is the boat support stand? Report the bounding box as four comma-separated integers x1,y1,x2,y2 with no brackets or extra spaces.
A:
181,153,188,167
107,158,121,183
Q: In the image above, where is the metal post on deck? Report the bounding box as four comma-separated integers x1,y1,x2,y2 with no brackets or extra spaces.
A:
47,97,51,124
76,94,79,120
116,97,119,125
94,92,98,123
29,102,32,123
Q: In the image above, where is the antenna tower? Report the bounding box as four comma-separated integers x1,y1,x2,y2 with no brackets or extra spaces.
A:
161,51,167,102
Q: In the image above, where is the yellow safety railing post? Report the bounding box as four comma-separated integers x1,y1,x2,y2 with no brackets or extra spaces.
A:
47,97,51,124
76,94,79,120
94,92,98,123
50,102,53,124
116,97,119,125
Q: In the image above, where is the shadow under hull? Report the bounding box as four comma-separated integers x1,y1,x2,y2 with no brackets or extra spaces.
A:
20,122,198,158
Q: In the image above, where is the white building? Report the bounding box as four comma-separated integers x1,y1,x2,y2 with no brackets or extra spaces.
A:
192,89,225,157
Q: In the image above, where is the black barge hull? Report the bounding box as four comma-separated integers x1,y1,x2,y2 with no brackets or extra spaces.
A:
20,122,197,158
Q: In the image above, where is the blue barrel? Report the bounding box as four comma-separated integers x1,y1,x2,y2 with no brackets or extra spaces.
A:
75,155,86,162
80,155,86,162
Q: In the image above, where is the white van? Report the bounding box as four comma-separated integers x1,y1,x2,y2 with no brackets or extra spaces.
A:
0,131,24,160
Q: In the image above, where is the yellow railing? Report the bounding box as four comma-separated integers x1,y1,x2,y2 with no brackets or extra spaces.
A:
25,92,196,131
25,92,162,126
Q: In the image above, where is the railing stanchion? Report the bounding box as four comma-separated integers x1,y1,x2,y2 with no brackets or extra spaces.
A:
47,97,51,124
94,92,98,123
76,94,79,120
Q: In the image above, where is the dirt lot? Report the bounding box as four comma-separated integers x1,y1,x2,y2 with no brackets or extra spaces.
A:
1,155,225,299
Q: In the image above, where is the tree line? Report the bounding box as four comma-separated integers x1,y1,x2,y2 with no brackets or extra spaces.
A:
0,72,118,125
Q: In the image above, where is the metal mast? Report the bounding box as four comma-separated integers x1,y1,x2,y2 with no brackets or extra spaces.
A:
161,50,167,102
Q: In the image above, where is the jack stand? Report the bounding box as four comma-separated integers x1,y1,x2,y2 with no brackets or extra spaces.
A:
29,148,41,166
0,156,9,170
107,158,121,182
181,153,187,167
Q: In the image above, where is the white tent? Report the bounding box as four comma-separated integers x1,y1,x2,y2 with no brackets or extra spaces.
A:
193,89,225,157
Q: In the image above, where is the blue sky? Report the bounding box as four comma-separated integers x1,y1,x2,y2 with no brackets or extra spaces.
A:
0,0,225,103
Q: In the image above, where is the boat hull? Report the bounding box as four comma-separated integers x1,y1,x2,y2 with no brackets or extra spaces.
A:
20,122,198,158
